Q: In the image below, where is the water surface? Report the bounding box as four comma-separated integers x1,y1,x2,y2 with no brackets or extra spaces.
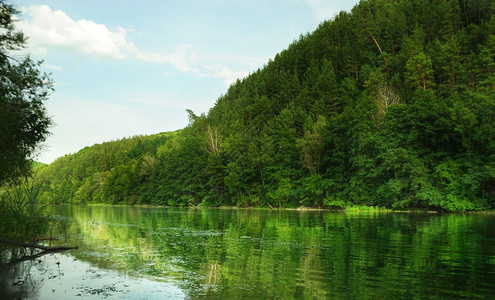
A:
1,206,494,299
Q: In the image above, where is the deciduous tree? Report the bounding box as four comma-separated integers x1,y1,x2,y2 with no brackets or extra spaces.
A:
0,1,52,184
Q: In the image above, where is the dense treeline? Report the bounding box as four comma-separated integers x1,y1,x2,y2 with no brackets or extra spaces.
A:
35,132,179,204
35,0,495,211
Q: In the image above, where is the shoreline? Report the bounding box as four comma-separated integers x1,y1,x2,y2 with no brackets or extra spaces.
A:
57,203,495,214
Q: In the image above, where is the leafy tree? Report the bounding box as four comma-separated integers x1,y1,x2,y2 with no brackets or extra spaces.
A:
296,115,326,176
405,52,435,90
479,35,495,90
0,1,52,184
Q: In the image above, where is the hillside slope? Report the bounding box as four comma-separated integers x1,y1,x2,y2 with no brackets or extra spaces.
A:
37,0,495,211
35,132,179,204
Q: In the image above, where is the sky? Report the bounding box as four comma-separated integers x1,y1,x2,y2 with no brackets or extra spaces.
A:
12,0,360,164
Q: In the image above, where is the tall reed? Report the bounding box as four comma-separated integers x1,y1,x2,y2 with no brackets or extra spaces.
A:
0,179,49,242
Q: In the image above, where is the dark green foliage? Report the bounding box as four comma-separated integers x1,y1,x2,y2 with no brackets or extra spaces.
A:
0,1,53,184
35,0,495,211
35,133,180,205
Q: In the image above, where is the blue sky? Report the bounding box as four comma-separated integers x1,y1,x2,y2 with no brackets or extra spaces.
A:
13,0,359,163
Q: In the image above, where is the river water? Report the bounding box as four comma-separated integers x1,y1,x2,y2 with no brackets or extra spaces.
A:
1,206,494,299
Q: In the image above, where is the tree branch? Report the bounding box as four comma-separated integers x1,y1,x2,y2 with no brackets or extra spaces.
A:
369,32,383,54
21,242,79,251
0,240,78,269
0,239,78,251
0,52,20,64
0,248,67,269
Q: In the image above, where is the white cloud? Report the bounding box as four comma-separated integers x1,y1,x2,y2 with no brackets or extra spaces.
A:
19,5,128,59
18,5,202,75
206,65,249,86
18,4,253,94
129,43,202,75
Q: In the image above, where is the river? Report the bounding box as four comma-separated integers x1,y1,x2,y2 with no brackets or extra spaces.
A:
1,206,494,299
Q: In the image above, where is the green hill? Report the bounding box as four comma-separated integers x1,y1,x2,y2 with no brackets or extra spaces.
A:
36,0,495,211
35,132,180,204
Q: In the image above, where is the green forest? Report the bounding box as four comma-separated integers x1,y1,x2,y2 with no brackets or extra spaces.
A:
32,0,495,211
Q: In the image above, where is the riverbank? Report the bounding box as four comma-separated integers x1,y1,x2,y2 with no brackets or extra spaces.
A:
81,203,495,214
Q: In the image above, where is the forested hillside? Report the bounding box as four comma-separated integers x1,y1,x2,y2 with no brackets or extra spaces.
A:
35,132,179,204
35,0,495,211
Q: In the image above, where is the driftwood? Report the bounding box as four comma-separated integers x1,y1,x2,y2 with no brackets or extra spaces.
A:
0,239,78,251
0,239,78,269
0,248,68,269
19,242,78,251
35,236,59,242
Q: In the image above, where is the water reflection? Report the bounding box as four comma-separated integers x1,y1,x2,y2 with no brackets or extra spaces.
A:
0,248,184,299
2,206,495,299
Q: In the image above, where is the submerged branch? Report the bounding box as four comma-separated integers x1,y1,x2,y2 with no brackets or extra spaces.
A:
0,248,68,269
0,239,78,269
21,242,78,251
0,239,78,251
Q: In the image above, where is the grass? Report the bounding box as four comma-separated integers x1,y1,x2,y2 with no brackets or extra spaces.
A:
0,179,50,242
